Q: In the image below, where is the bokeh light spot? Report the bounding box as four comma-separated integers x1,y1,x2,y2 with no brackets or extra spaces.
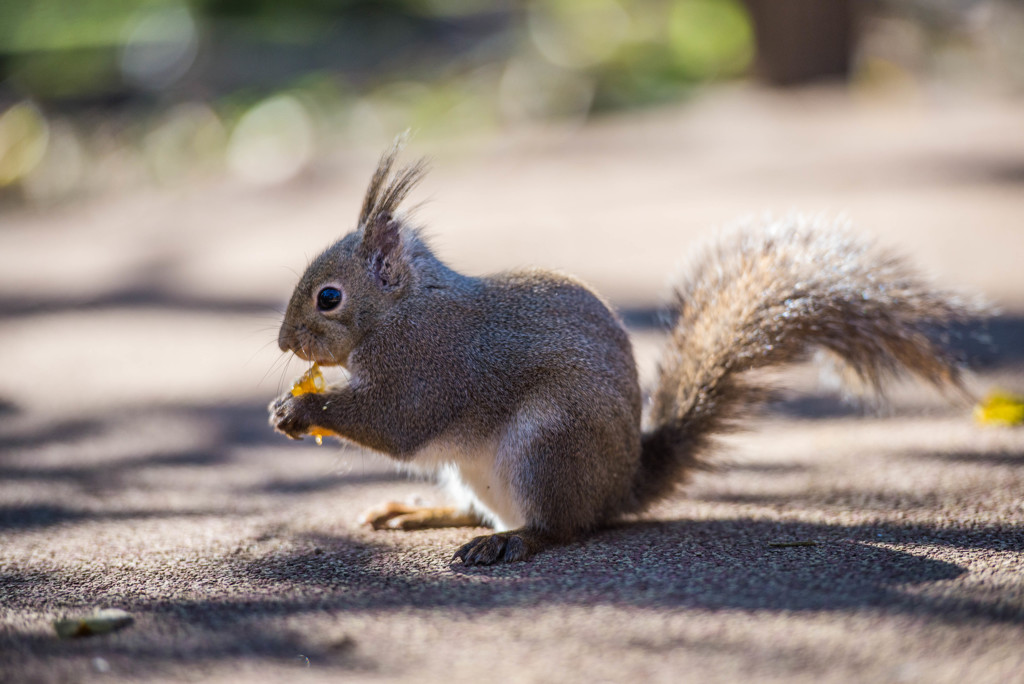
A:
120,3,199,90
668,0,753,78
226,95,314,186
0,102,50,187
528,0,631,70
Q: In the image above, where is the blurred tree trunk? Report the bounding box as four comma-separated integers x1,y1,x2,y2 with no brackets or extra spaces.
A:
744,0,859,85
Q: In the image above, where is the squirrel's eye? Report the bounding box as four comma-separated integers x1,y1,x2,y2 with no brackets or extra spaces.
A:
316,286,342,312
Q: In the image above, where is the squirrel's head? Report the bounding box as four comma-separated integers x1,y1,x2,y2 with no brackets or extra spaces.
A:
277,142,428,367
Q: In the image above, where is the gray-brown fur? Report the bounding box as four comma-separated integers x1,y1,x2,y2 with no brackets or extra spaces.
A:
270,149,974,566
632,219,975,510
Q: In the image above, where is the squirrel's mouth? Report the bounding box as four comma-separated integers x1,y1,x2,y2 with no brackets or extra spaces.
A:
294,350,342,367
283,340,342,368
300,349,346,369
279,325,344,367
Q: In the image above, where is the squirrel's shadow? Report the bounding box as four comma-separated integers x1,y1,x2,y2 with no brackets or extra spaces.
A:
228,516,1021,625
450,518,973,614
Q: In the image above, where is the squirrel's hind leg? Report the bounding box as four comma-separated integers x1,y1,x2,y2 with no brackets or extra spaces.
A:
452,529,556,565
359,501,484,531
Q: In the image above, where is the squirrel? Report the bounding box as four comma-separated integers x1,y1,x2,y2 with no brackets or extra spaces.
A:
269,141,973,566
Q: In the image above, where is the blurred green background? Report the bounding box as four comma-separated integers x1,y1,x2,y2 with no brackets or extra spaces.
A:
1,0,1022,204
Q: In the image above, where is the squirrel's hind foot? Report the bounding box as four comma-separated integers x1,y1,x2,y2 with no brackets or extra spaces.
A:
452,529,554,566
359,501,483,531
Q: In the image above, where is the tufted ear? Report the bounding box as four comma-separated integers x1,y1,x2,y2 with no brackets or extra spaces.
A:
355,139,426,291
362,211,406,289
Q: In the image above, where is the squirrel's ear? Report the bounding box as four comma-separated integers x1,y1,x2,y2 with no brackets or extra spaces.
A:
361,212,406,289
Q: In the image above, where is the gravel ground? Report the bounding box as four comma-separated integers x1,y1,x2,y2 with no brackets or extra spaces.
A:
2,86,1024,683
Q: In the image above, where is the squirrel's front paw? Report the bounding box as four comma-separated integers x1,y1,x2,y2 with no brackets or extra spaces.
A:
268,394,312,440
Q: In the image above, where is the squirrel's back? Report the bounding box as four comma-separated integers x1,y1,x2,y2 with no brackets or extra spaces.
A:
421,267,643,441
478,269,638,386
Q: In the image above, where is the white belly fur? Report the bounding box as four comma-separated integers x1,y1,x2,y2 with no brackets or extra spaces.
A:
407,438,524,532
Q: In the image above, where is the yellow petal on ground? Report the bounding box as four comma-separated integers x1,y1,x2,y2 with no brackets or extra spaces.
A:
974,390,1024,427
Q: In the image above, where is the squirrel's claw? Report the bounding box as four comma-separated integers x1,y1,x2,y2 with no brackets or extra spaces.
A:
268,395,310,440
452,530,545,565
453,534,508,566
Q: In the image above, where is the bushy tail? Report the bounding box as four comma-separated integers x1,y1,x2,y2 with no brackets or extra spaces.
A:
630,215,977,511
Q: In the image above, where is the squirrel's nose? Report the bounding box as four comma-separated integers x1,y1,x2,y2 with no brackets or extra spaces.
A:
278,325,313,360
277,325,294,354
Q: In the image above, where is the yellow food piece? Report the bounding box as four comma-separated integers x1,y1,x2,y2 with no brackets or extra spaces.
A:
974,390,1024,427
290,363,337,444
308,429,333,446
290,363,326,397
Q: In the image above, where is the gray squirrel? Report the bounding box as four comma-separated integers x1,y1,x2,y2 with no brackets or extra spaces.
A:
269,142,971,565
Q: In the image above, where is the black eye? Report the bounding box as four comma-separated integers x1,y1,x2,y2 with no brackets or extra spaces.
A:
316,286,342,312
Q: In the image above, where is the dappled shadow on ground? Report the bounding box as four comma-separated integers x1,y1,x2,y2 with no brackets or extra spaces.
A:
698,445,1024,514
927,156,1024,187
0,503,236,531
720,461,810,475
254,470,400,495
0,415,105,451
0,445,231,490
2,352,1022,676
0,402,262,509
0,288,278,319
0,394,400,539
8,515,1017,675
0,251,280,321
0,397,347,529
693,484,1004,515
924,450,1024,467
4,481,1024,676
11,514,1014,621
223,517,1022,621
0,399,273,453
3,582,372,679
5,629,370,679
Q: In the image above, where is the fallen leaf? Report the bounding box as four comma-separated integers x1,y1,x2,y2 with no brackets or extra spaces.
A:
53,609,133,639
974,390,1024,427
